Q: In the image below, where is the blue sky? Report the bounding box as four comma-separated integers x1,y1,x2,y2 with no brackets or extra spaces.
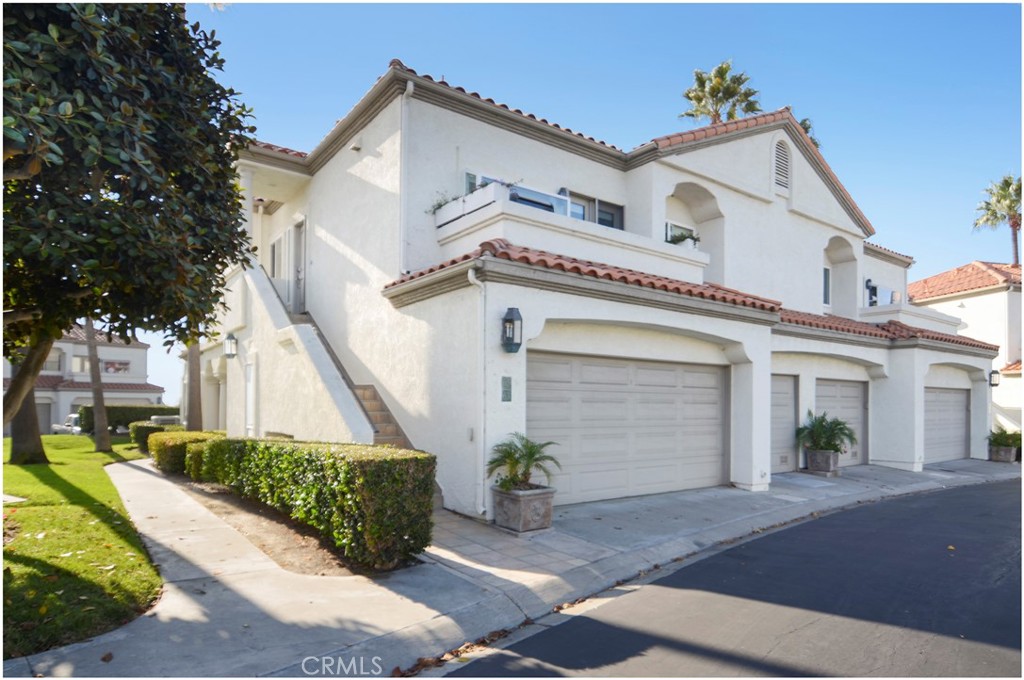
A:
149,2,1022,405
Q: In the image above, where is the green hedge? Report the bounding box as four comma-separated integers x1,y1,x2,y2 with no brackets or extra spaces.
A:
185,441,213,481
129,421,185,454
202,439,435,570
149,431,225,475
79,405,179,433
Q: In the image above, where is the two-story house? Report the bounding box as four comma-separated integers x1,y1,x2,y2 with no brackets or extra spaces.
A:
909,262,1021,432
3,326,165,434
200,60,997,518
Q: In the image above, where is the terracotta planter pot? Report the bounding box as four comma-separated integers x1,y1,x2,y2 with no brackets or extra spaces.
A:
804,449,840,477
492,485,556,532
989,446,1017,463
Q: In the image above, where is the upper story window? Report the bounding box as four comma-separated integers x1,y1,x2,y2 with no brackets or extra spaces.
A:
42,350,62,372
823,267,832,306
71,356,90,374
774,141,791,191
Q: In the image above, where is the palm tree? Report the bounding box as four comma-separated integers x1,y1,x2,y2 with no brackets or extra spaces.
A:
486,432,561,490
798,117,821,149
974,175,1021,265
680,60,762,125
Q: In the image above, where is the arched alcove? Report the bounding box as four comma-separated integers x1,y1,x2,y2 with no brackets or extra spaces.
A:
824,236,858,317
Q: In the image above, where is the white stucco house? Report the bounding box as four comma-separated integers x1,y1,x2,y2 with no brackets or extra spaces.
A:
3,326,164,434
909,262,1021,432
200,60,998,519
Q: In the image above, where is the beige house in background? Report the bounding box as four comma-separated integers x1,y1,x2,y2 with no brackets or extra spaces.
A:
197,60,998,520
909,262,1022,432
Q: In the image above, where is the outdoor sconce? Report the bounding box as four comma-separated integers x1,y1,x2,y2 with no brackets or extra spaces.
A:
501,308,523,353
223,333,238,359
989,370,1001,387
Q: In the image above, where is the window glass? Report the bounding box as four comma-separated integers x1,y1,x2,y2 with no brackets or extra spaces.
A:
823,268,832,305
42,351,61,372
72,356,91,373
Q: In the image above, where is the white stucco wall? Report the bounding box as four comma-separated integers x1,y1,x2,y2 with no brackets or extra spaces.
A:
913,286,1020,430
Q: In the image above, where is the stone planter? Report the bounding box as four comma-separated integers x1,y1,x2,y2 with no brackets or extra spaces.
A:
989,446,1017,463
804,449,840,477
492,485,556,532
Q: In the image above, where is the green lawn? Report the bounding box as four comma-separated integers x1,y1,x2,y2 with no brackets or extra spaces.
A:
3,435,162,659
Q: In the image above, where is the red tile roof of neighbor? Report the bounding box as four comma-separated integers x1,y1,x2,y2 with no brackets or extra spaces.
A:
1002,360,1021,374
387,238,783,312
2,377,164,392
61,325,148,348
908,262,1022,301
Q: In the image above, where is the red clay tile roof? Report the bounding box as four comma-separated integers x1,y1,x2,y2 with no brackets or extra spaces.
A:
863,241,914,264
61,326,148,348
908,262,1022,302
251,140,309,158
779,309,998,352
1002,360,1022,374
778,309,894,340
2,377,163,392
387,59,625,153
387,239,782,312
649,109,795,150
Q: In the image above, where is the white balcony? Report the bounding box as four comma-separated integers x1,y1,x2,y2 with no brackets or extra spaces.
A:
434,182,709,283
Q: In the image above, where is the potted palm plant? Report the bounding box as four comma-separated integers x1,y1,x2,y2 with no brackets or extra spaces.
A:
487,432,561,532
795,410,857,477
988,427,1021,463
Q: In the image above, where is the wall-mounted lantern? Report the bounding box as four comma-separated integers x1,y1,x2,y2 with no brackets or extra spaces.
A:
224,333,238,359
989,370,1001,387
501,308,523,353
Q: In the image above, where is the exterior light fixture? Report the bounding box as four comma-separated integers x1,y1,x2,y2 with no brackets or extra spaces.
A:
501,308,523,353
989,370,1001,387
224,333,238,359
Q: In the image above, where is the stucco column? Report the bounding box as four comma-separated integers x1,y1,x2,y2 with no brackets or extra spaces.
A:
871,349,923,471
237,166,255,245
969,374,991,460
727,339,771,492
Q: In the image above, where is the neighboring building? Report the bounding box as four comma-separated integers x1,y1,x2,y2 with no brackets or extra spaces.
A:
3,326,164,434
909,262,1021,431
201,60,998,519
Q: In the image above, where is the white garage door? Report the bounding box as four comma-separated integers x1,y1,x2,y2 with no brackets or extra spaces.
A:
815,379,867,467
527,352,727,505
771,375,798,474
924,388,969,463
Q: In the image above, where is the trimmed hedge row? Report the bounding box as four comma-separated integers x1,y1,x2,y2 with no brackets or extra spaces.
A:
129,421,185,454
149,431,225,474
80,405,179,433
201,439,435,570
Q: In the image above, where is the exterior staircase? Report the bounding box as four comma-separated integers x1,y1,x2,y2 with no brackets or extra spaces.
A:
351,384,413,450
288,310,413,450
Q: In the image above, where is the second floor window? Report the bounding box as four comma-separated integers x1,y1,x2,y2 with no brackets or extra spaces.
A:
42,351,61,372
823,267,832,306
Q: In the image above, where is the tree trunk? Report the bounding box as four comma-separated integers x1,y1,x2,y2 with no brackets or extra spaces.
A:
85,318,112,452
9,385,48,465
2,335,55,426
186,341,202,431
1011,224,1020,266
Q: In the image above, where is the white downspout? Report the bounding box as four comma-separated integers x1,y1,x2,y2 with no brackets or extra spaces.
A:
467,265,488,516
398,80,414,275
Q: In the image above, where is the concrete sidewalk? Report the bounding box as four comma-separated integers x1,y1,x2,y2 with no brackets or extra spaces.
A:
4,458,1019,677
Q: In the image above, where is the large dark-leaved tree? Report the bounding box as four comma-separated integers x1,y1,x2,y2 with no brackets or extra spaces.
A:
3,4,255,454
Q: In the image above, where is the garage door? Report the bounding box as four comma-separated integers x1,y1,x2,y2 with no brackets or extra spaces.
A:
924,388,969,463
771,375,798,474
815,380,867,466
527,352,727,505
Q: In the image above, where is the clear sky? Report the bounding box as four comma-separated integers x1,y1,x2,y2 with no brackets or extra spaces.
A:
149,2,1022,405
